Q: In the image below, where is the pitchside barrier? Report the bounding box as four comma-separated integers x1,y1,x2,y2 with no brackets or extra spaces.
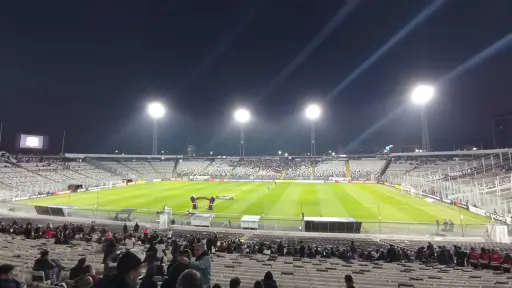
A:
0,201,493,238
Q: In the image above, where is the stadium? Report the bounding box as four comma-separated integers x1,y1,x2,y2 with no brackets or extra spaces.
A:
3,153,504,233
1,148,512,287
2,1,512,287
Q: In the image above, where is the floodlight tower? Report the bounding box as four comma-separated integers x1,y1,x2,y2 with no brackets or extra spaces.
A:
147,102,165,155
234,108,251,156
305,104,321,156
411,84,435,151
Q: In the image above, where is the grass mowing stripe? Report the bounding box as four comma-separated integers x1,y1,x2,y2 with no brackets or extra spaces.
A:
15,182,492,226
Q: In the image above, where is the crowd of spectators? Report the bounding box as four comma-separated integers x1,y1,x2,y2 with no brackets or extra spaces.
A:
4,217,512,288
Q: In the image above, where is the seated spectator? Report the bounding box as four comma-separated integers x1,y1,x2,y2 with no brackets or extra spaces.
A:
211,284,222,288
33,250,63,282
229,277,241,288
176,269,203,288
69,258,91,280
0,264,22,288
479,247,490,268
344,274,355,288
261,271,277,288
75,276,94,288
139,265,158,288
468,247,479,268
99,249,145,288
253,280,264,288
491,249,503,270
162,250,191,288
502,253,512,273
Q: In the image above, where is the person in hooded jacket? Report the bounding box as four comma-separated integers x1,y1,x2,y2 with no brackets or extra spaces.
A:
261,271,277,288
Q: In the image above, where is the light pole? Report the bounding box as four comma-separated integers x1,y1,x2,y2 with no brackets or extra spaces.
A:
411,84,435,151
305,104,321,156
234,108,250,156
147,102,165,155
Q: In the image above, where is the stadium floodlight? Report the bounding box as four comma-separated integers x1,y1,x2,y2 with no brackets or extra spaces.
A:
233,108,251,156
147,102,166,155
147,102,165,119
304,104,321,156
284,153,288,156
305,104,321,120
410,84,435,151
234,108,251,124
411,84,435,105
278,150,282,155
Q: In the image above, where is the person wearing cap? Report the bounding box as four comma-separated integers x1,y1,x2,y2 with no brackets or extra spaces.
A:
98,249,145,288
0,264,22,288
179,243,211,288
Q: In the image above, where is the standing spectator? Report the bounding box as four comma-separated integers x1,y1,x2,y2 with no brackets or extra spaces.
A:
155,239,167,264
133,223,140,233
180,244,211,288
103,237,118,274
99,250,144,288
0,264,22,288
299,242,305,258
123,223,129,235
125,234,136,250
253,281,264,288
349,241,357,259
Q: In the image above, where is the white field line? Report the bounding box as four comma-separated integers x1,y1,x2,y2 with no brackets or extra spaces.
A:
379,187,486,224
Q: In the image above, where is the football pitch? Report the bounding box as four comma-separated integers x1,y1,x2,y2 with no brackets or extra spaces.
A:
18,182,489,227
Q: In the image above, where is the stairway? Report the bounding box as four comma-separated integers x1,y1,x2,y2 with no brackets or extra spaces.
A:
172,160,179,178
378,158,392,180
345,160,351,178
196,161,212,176
146,161,160,174
19,165,61,184
117,162,142,178
84,157,124,177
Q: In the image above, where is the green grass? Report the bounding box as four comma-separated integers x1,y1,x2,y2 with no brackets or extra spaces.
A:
18,182,490,227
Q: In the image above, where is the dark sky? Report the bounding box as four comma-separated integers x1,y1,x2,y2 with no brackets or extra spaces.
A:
0,0,511,155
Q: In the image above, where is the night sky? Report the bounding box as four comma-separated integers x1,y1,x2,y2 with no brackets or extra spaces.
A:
1,0,511,156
